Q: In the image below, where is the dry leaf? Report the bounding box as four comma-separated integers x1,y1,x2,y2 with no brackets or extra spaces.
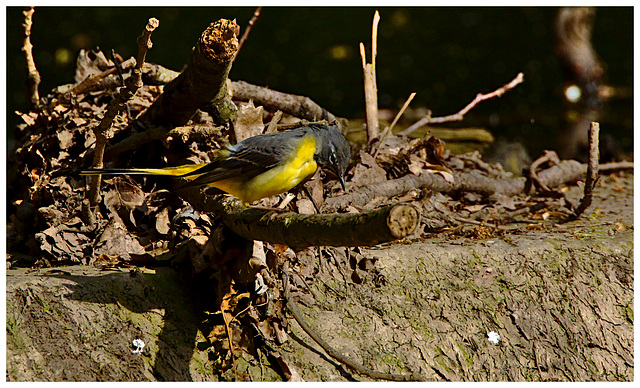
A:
296,198,316,214
155,207,171,235
350,150,387,186
234,100,264,142
16,111,39,126
57,130,74,150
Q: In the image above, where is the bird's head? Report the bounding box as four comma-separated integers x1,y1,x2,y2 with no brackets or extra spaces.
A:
315,126,351,191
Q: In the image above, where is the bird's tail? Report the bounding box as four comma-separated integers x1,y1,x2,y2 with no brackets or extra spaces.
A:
80,164,209,178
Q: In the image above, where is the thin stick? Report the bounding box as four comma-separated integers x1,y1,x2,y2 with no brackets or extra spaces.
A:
399,72,524,136
599,161,633,173
523,150,560,195
361,10,380,142
111,49,132,121
372,92,416,158
371,10,379,80
222,297,239,378
282,261,424,381
567,121,600,220
87,18,159,206
235,6,262,60
71,57,136,95
21,7,41,108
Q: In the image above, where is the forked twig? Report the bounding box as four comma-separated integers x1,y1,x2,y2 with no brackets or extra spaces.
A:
400,72,524,136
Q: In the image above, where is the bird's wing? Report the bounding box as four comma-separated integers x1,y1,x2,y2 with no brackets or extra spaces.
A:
179,137,295,189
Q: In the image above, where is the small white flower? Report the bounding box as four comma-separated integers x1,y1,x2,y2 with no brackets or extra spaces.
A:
131,338,145,354
487,331,500,344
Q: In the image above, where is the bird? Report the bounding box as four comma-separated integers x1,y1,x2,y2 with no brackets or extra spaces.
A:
81,123,351,205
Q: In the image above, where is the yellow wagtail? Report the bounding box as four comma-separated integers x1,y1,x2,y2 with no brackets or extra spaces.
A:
81,123,351,205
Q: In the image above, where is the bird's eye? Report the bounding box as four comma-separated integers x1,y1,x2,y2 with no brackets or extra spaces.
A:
328,152,337,165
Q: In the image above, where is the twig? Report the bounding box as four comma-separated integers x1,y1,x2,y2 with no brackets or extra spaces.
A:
87,18,159,206
111,49,132,121
566,121,600,221
235,6,262,60
599,161,633,173
70,57,136,95
282,261,424,381
21,7,41,108
399,72,524,136
360,10,380,142
111,50,127,86
221,294,239,378
523,150,561,195
372,92,416,158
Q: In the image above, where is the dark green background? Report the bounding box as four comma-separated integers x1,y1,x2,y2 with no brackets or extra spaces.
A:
6,7,633,156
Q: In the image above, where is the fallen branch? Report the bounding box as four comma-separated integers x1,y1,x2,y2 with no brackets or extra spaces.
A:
325,158,631,211
184,193,420,251
21,7,41,108
399,72,524,136
282,261,424,381
136,62,345,130
324,171,456,212
598,161,633,173
229,80,344,129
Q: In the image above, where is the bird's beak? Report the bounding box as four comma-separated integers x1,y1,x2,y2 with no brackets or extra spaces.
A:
338,174,346,191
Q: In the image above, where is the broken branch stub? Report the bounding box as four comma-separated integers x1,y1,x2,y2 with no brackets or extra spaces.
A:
138,19,239,127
